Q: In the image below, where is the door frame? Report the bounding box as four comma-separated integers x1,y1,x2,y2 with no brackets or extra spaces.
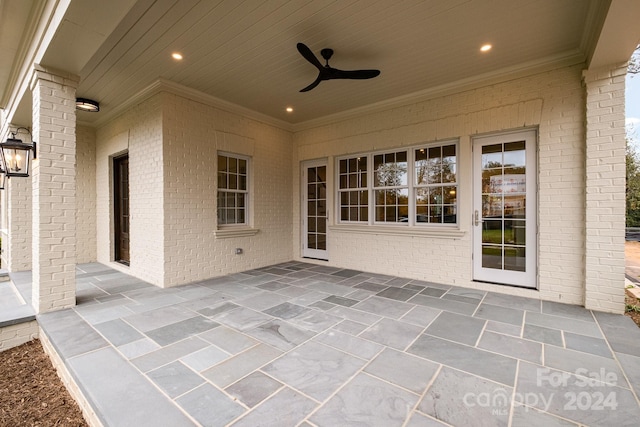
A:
113,153,130,265
301,159,329,260
472,129,537,288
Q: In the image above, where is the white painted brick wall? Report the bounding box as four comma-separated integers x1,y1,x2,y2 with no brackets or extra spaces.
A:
294,65,590,305
583,64,627,313
77,125,97,263
162,93,293,286
96,95,165,286
0,321,38,352
95,93,293,287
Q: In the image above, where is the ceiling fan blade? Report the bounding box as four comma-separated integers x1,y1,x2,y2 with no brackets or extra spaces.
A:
333,69,381,80
300,75,322,92
297,43,323,70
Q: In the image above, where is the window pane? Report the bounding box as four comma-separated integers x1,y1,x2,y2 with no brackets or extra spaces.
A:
373,155,384,186
229,158,238,173
349,158,357,173
360,190,368,204
443,206,456,223
227,193,236,207
374,151,407,187
229,174,237,190
349,207,358,221
359,207,368,221
340,159,348,174
340,175,348,189
218,156,228,172
349,174,358,188
349,191,358,204
443,186,457,204
239,175,247,191
238,159,247,174
218,172,227,189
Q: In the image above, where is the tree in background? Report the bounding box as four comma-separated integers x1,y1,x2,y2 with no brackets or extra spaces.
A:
627,45,640,226
630,45,640,75
627,141,640,227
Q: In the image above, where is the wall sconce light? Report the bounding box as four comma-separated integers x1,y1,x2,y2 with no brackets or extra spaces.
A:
76,98,100,112
1,127,37,178
0,169,6,190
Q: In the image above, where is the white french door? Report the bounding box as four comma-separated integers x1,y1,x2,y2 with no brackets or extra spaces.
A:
302,160,328,260
473,130,537,288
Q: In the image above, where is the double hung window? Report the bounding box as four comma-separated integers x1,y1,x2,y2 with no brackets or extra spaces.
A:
337,141,457,226
217,153,249,226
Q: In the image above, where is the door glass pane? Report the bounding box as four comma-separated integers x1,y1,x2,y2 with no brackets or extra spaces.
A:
482,245,502,269
306,165,327,256
480,142,527,272
505,220,526,245
504,246,526,271
504,141,525,167
482,220,502,244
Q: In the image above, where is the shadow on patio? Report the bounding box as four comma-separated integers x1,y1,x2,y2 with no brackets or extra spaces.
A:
21,263,640,426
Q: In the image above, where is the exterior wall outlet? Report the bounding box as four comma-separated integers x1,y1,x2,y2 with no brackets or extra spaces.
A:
235,248,243,255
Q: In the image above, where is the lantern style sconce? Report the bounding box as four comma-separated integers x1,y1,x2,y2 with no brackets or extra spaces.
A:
0,168,6,190
0,127,37,178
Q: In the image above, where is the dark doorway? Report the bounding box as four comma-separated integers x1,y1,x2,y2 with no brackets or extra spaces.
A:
114,154,130,265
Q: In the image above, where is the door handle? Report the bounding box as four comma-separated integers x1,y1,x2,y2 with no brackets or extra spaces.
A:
474,210,481,226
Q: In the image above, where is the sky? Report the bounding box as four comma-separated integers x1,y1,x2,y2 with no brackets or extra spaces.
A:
627,73,640,152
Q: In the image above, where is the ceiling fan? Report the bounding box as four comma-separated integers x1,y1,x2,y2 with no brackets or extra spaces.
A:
296,42,381,92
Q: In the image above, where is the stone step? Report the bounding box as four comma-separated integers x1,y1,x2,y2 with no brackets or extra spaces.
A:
0,269,9,282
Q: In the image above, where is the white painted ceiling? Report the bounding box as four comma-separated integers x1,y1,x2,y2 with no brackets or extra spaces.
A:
0,0,629,127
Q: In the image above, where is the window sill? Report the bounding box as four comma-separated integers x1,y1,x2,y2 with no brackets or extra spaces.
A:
329,224,465,239
215,227,260,239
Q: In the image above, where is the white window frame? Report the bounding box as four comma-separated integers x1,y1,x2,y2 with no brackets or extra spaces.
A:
336,139,459,227
217,152,250,228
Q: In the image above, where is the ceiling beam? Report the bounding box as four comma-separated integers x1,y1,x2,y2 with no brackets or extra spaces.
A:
588,0,640,69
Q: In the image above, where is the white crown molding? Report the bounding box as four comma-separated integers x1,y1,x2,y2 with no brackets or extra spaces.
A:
291,51,586,133
93,78,294,131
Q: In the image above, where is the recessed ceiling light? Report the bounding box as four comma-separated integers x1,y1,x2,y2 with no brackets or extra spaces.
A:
172,52,183,60
480,44,492,52
286,107,294,113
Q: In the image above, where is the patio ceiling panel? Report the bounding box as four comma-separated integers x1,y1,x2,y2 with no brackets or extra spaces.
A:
0,0,619,127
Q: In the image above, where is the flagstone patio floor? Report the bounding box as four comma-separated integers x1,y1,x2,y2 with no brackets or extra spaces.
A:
12,262,640,426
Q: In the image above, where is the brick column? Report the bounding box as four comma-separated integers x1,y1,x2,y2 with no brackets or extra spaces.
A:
583,64,627,313
30,65,79,313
